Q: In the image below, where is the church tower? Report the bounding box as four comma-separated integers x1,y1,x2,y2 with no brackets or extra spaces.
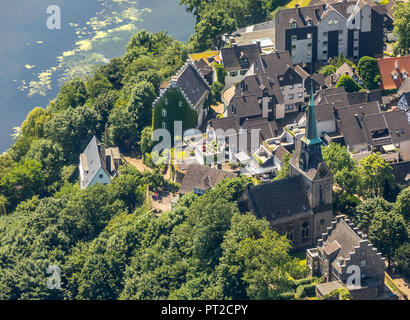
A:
290,84,334,240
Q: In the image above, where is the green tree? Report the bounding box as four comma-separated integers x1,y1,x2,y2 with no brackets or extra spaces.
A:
190,8,237,51
54,78,88,111
237,229,308,299
319,65,336,77
0,160,46,210
354,197,393,232
368,210,408,267
105,104,139,151
25,139,65,186
336,75,362,93
394,243,410,278
127,80,156,131
358,154,394,198
274,153,291,181
44,105,99,163
393,2,410,56
139,126,154,155
394,187,410,222
358,56,380,90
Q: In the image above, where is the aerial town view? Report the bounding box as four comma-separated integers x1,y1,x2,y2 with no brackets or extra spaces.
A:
0,0,409,309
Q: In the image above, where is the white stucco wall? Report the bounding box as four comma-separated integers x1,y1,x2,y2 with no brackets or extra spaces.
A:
317,11,348,61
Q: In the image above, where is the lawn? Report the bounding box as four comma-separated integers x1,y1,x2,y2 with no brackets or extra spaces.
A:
291,250,307,266
285,0,311,8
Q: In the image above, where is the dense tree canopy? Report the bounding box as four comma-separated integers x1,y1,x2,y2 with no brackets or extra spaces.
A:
393,2,410,56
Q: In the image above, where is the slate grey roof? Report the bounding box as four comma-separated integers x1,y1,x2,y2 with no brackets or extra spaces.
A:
172,63,210,109
210,116,240,133
179,164,237,195
195,58,213,82
336,101,381,148
236,20,276,34
79,136,110,189
276,4,327,30
220,44,261,71
391,161,410,185
316,103,335,122
273,145,291,162
398,78,410,97
245,175,311,221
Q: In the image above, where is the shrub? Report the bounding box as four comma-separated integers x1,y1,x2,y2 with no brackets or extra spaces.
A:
296,284,316,298
277,292,295,300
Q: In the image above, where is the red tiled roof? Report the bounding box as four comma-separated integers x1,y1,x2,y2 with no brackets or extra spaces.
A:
377,56,410,90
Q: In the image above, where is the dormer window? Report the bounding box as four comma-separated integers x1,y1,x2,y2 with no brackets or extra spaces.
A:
291,22,297,29
393,73,399,80
307,20,313,26
162,109,167,117
404,72,408,79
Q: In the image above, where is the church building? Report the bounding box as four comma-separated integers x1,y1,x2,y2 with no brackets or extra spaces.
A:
239,87,334,250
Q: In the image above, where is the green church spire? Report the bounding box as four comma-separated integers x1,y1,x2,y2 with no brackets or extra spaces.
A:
302,84,322,146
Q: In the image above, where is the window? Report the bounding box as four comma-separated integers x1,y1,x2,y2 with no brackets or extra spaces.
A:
307,33,312,39
291,22,297,29
240,69,247,75
298,92,303,98
307,20,313,26
291,35,297,41
292,44,296,49
323,50,328,54
290,84,294,89
323,32,328,37
298,83,303,88
307,42,312,47
286,226,294,242
280,86,284,90
361,260,367,267
302,222,310,240
339,30,343,35
320,185,324,204
99,174,104,179
162,109,167,117
323,41,328,46
230,71,238,77
352,18,356,24
289,94,294,100
279,76,284,81
285,105,294,111
162,122,166,129
307,53,311,57
393,73,398,80
404,72,408,79
165,98,168,105
328,19,333,24
334,19,339,24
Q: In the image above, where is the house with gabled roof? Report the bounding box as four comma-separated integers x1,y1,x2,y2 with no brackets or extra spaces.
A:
178,163,237,196
307,215,392,300
377,56,410,90
153,61,210,140
275,0,392,67
79,136,122,189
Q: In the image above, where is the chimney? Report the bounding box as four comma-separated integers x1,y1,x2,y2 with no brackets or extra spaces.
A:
256,40,262,52
262,96,269,118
